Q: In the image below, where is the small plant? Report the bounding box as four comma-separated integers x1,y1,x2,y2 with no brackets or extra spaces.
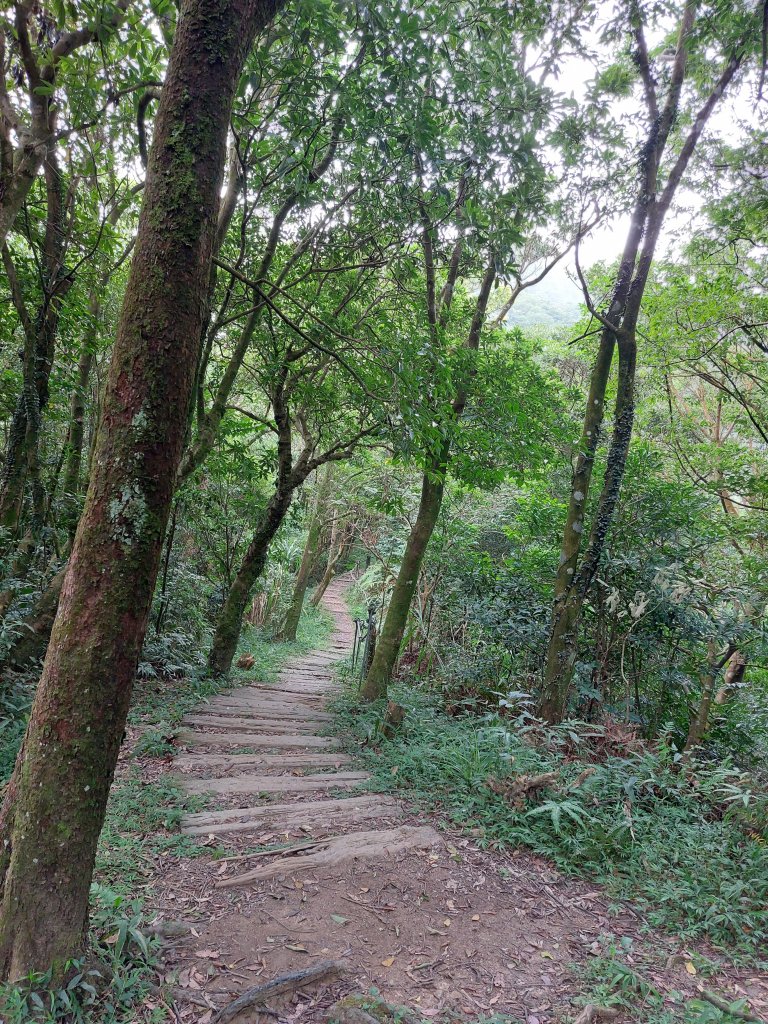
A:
334,684,768,961
0,886,162,1023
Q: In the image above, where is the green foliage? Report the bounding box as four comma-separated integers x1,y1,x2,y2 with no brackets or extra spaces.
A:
578,940,761,1024
0,886,163,1024
336,686,768,960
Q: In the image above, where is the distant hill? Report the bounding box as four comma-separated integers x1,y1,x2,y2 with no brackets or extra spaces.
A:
505,264,583,329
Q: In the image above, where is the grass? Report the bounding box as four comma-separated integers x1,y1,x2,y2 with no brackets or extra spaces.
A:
333,682,768,966
0,886,166,1024
575,939,760,1024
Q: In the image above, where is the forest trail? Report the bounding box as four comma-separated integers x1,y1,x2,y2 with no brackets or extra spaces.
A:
152,579,767,1024
175,575,440,877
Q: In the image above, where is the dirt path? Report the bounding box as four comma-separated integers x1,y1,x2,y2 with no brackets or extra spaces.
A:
151,578,768,1024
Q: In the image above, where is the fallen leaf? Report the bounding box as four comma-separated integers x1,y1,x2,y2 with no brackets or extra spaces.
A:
286,943,308,953
443,919,451,927
471,915,480,922
195,950,220,959
331,915,349,925
381,956,396,967
685,962,697,976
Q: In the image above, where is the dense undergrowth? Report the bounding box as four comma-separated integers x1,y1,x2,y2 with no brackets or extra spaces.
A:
335,681,768,966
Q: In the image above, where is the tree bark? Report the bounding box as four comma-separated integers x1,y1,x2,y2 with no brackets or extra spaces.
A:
361,459,445,701
207,488,294,675
0,0,282,980
539,5,743,722
361,252,497,702
278,465,333,642
60,347,94,533
684,643,735,753
2,566,66,671
309,514,349,608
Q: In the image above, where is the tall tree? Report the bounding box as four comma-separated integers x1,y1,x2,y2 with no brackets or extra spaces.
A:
0,2,134,247
0,0,283,978
359,0,592,700
539,0,757,723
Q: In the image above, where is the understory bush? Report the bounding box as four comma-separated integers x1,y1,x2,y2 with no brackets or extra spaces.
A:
337,685,768,962
0,886,163,1023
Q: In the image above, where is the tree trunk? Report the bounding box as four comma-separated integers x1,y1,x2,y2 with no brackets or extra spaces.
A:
208,489,294,676
2,566,66,670
0,0,281,980
360,253,496,703
540,334,637,721
538,4,741,723
684,643,735,753
278,467,332,642
61,346,95,533
309,516,349,608
361,462,445,701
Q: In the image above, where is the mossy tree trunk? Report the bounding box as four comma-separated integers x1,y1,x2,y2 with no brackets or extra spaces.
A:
539,9,743,722
278,465,333,642
0,0,282,980
361,459,446,701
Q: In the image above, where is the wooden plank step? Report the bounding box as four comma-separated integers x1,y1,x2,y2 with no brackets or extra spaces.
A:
246,684,327,700
227,685,326,704
280,665,333,674
182,770,369,796
181,715,324,734
216,826,441,887
203,701,332,721
176,730,338,749
181,794,401,835
176,751,352,770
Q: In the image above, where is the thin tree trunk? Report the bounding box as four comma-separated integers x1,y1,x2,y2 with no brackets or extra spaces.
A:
684,643,735,753
361,460,445,701
539,5,742,723
0,0,281,979
361,254,497,703
0,156,71,615
540,335,637,720
61,346,95,533
309,516,349,608
2,565,66,670
278,466,333,642
207,489,294,675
